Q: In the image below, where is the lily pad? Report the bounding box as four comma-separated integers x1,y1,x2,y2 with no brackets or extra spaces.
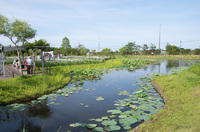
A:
101,120,117,126
86,124,97,129
123,125,131,130
101,116,108,120
75,122,86,127
106,125,121,131
107,109,121,114
96,96,104,101
118,114,127,118
95,118,103,122
93,127,104,132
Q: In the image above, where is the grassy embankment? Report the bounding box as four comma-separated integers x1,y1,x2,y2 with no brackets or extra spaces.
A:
134,63,200,132
0,58,123,106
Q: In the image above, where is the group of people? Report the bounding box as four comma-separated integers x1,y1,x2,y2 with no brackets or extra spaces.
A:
25,57,33,74
12,56,33,74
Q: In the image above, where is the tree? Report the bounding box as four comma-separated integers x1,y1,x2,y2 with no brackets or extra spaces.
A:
119,47,128,56
166,43,179,55
150,43,156,51
194,48,200,55
101,48,111,57
25,39,50,56
61,37,71,55
142,44,148,51
125,42,136,54
0,13,36,74
77,44,89,56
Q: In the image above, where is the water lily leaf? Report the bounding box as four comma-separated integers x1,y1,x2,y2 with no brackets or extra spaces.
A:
86,124,97,129
96,96,104,101
109,115,116,118
116,107,124,110
123,110,133,115
107,109,121,114
69,123,76,127
101,116,108,120
118,114,127,118
124,117,138,124
101,120,117,126
123,126,131,130
95,118,103,122
0,106,7,113
93,127,104,132
137,114,149,121
75,122,86,127
31,100,41,104
106,125,121,131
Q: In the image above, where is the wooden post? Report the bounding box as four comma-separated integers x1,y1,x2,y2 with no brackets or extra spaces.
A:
12,71,14,78
49,67,51,75
41,49,44,74
46,67,48,74
32,49,36,74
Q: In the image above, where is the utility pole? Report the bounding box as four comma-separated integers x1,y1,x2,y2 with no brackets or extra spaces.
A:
98,36,100,54
180,41,182,55
159,24,161,54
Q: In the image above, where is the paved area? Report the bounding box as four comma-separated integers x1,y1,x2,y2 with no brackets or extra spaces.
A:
0,65,26,79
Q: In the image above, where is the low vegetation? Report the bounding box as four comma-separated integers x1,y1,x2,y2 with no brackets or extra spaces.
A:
135,63,200,131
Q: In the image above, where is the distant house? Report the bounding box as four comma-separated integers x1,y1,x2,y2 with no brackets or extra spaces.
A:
43,51,54,57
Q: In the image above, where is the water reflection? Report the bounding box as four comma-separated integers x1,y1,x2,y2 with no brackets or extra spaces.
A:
27,100,53,119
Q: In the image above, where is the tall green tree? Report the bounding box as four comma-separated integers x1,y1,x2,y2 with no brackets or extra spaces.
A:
101,48,111,57
142,44,148,51
166,43,179,55
61,37,71,55
0,13,36,74
125,42,136,54
119,46,128,56
77,44,89,56
150,43,156,51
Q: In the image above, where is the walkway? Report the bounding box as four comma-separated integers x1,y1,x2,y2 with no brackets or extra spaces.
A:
0,65,24,79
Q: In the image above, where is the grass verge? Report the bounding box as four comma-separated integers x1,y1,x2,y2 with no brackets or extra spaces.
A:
134,63,200,132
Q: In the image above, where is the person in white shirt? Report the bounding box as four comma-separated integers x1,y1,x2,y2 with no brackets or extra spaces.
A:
26,57,33,74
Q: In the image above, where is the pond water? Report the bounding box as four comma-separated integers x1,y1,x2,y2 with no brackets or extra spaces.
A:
0,60,199,132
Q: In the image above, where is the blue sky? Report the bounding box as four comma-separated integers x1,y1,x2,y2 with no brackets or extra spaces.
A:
0,0,200,51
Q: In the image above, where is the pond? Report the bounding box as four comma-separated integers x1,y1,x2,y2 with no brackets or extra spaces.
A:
0,60,199,132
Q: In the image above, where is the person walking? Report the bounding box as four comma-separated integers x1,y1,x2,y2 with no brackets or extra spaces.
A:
12,59,16,67
26,57,33,74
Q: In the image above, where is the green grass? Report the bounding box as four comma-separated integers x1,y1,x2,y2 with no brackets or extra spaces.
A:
136,63,200,132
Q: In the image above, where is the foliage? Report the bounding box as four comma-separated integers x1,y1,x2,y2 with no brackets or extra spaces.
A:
142,44,148,51
150,43,156,51
119,47,128,56
101,48,111,56
193,48,200,55
35,57,106,67
0,13,36,74
125,42,136,54
166,43,180,55
61,37,71,55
